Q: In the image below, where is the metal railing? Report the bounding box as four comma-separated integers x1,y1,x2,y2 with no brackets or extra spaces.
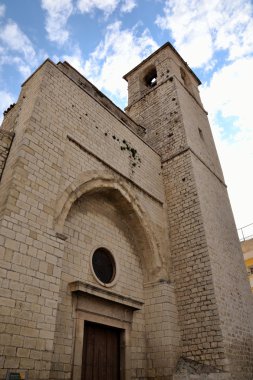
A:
238,223,253,242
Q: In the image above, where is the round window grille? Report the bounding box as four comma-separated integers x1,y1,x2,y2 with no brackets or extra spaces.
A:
92,248,116,284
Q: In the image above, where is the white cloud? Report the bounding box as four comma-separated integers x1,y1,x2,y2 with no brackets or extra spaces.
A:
201,57,253,141
0,19,45,79
77,0,119,15
0,90,15,125
0,3,5,17
121,0,136,13
156,0,253,68
83,21,158,102
41,0,73,44
0,19,47,79
0,20,37,64
201,57,253,227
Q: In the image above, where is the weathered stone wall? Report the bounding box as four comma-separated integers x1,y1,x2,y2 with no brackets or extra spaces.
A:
0,101,19,133
0,130,14,181
0,58,181,380
125,43,253,379
57,61,146,138
162,152,225,368
193,153,253,378
0,63,66,380
125,47,226,369
144,281,181,378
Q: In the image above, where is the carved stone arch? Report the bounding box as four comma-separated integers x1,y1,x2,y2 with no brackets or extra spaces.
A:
54,170,167,281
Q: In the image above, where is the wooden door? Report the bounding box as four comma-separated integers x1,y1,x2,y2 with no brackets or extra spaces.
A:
82,322,121,380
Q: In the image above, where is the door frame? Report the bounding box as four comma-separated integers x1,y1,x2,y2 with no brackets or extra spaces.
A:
81,321,123,380
70,281,143,380
72,304,133,380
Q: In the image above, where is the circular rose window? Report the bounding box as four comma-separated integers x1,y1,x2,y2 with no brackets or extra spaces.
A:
92,248,116,285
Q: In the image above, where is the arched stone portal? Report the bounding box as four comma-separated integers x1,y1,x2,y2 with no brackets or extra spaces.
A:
51,171,180,380
54,171,167,282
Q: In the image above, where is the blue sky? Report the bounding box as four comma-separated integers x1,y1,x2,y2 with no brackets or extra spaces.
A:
0,0,253,234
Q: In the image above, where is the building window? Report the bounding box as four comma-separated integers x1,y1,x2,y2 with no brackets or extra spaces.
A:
92,247,116,284
248,266,253,275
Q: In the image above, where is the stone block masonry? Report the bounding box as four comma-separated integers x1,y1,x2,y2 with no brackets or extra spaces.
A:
125,42,253,379
0,56,178,379
0,130,14,181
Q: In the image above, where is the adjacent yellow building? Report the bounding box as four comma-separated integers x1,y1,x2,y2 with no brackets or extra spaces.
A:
239,223,253,292
241,237,253,292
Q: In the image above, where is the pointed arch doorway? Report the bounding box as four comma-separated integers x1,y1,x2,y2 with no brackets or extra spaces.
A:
54,173,168,380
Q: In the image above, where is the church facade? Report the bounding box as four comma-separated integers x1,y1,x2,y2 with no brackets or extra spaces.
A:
0,43,253,380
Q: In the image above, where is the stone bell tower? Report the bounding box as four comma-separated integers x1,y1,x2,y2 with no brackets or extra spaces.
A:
124,43,253,379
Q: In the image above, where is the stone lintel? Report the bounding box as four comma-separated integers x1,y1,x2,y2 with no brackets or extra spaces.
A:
69,281,144,310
